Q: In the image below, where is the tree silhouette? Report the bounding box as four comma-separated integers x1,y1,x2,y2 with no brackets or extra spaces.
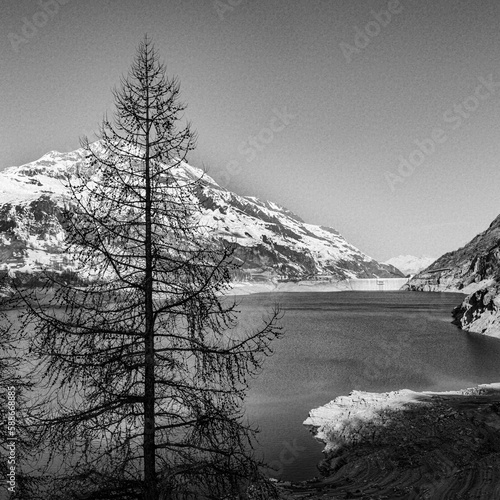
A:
0,278,41,499
21,37,282,500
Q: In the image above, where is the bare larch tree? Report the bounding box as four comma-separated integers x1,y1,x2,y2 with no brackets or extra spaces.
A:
21,37,282,500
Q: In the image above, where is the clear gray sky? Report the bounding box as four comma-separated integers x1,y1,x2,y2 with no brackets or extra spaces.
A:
1,0,500,261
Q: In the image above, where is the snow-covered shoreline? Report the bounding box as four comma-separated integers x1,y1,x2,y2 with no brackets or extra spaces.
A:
304,384,500,451
304,382,500,446
283,383,500,498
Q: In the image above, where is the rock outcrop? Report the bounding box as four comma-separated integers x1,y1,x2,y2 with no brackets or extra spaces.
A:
406,214,500,294
281,384,500,499
404,215,500,338
452,285,500,338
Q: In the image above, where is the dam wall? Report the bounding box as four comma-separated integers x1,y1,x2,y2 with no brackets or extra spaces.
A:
347,278,409,291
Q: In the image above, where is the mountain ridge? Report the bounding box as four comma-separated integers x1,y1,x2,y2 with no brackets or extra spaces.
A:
0,148,403,282
406,214,500,337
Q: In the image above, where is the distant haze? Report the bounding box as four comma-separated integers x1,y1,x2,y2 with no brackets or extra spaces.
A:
383,255,436,276
1,0,500,261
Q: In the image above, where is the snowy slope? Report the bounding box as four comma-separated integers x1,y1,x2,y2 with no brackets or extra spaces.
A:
0,148,402,280
383,255,436,276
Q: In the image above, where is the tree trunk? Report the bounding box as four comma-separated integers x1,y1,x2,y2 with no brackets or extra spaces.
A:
143,45,158,500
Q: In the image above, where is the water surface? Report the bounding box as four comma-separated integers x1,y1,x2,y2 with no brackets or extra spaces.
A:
239,291,500,481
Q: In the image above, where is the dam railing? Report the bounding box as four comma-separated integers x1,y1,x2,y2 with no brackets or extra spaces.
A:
347,278,409,291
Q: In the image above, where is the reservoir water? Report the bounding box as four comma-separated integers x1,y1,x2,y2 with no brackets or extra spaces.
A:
239,291,500,481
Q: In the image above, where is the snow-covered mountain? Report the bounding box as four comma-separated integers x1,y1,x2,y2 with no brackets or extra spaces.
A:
383,255,436,276
0,149,403,281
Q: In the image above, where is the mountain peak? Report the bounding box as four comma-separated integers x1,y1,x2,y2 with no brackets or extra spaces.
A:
383,255,436,276
0,147,403,281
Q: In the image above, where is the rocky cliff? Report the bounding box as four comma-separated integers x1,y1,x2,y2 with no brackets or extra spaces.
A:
406,214,500,338
406,215,500,293
0,148,402,282
451,285,500,338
